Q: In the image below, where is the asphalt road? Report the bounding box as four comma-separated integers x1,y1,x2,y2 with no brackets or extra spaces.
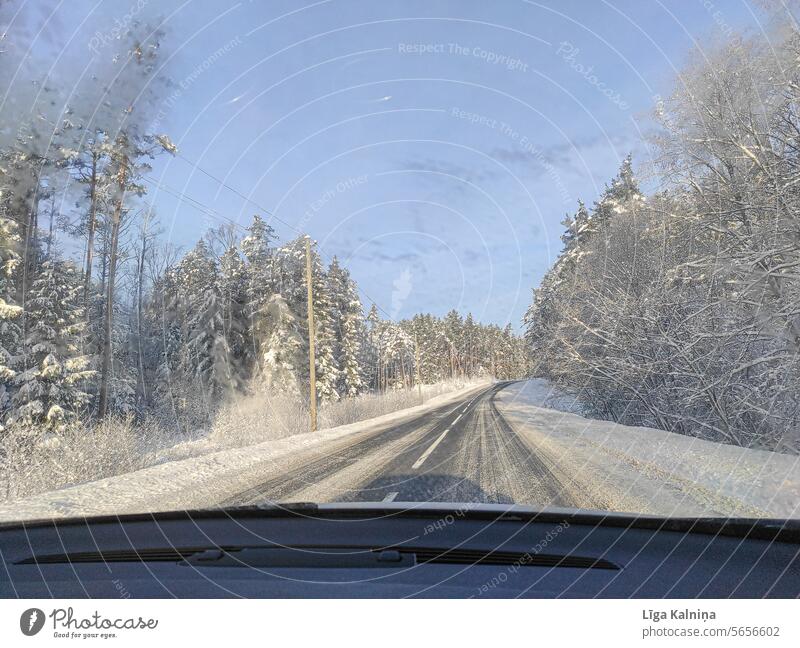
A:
222,382,578,507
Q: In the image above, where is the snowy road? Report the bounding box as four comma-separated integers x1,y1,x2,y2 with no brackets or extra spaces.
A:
3,380,798,521
222,382,580,507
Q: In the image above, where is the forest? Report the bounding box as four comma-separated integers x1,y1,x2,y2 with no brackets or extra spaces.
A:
0,19,527,497
525,18,800,453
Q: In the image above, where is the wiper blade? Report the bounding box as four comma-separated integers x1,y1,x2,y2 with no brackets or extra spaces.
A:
20,543,618,571
182,546,415,569
4,503,799,545
215,501,319,514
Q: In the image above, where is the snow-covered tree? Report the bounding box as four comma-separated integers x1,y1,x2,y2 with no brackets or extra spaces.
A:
256,294,305,397
10,260,92,431
310,250,339,404
327,257,365,397
252,236,307,395
241,214,276,360
217,246,250,394
0,211,23,416
176,240,227,399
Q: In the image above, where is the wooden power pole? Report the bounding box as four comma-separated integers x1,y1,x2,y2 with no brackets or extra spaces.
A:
305,236,318,432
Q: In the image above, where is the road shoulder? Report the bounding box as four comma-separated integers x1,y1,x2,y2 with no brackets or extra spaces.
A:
494,380,800,517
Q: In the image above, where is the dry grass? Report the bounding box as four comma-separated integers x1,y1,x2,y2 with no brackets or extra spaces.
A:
0,417,179,501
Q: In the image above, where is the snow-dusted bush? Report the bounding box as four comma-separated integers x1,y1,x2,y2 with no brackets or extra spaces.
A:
0,417,173,501
150,377,219,439
208,392,309,448
207,379,488,447
319,389,420,429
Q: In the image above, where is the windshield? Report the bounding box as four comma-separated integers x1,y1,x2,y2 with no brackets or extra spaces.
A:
0,0,798,523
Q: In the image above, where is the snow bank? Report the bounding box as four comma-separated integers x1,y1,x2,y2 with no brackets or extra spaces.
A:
503,377,586,415
496,380,800,518
0,380,490,521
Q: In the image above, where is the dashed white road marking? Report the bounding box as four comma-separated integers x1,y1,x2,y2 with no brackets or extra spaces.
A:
382,491,399,502
412,428,450,470
411,385,492,471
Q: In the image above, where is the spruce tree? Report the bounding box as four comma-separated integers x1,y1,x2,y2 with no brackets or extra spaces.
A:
218,246,250,393
176,240,226,397
327,257,365,397
10,260,92,431
0,212,23,418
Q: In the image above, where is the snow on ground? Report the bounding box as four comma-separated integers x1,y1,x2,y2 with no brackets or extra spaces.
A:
495,380,800,518
0,380,491,522
503,378,586,415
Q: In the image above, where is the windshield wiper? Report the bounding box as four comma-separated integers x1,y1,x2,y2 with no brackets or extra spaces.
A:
216,501,319,514
19,543,618,571
4,503,800,545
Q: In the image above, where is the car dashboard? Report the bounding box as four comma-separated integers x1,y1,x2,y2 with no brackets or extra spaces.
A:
1,503,798,598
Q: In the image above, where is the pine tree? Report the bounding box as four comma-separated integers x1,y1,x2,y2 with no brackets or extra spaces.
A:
218,245,250,394
241,214,276,361
10,260,92,431
463,313,477,377
147,266,185,416
443,310,464,378
365,304,383,390
0,212,23,418
250,236,317,398
176,240,226,398
590,154,642,233
310,246,339,403
257,293,305,397
327,257,365,397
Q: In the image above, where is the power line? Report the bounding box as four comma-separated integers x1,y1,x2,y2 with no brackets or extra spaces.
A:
143,160,398,322
143,175,245,231
175,151,304,237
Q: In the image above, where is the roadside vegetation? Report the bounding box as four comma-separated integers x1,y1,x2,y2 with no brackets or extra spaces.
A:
525,13,800,453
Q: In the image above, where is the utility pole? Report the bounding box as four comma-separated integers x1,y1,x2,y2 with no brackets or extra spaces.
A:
415,332,422,403
305,236,317,432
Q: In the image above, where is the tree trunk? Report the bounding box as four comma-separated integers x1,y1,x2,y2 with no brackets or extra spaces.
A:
97,162,127,418
135,219,148,408
20,192,40,304
83,152,99,307
46,194,56,258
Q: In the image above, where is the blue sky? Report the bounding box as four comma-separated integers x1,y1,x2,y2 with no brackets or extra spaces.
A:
11,0,765,328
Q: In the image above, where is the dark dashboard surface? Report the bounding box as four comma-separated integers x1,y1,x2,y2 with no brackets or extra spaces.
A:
1,504,798,598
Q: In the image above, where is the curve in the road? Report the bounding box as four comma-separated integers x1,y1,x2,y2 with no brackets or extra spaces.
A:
222,382,579,508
